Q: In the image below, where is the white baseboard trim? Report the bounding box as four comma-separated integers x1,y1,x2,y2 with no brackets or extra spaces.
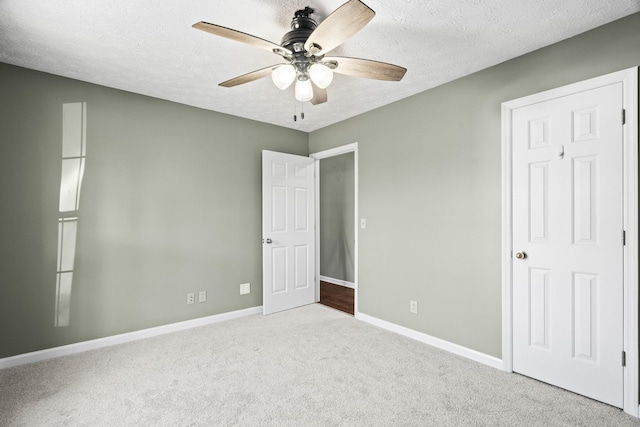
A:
355,311,503,370
319,275,355,289
0,306,263,370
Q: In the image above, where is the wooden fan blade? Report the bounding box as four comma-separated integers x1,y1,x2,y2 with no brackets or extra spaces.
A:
323,56,407,81
219,64,285,88
310,82,327,105
193,22,292,56
304,0,375,56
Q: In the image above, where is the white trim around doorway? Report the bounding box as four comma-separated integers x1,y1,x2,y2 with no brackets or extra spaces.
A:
501,67,639,417
310,143,359,316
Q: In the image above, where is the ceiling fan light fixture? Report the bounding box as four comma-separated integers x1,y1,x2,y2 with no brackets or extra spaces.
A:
271,64,296,90
295,78,313,102
194,0,406,110
309,63,334,89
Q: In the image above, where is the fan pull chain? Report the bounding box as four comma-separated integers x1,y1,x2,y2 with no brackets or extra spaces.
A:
293,100,306,121
293,99,297,122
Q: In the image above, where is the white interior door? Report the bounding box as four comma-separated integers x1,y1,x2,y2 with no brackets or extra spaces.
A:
512,83,624,407
262,150,315,315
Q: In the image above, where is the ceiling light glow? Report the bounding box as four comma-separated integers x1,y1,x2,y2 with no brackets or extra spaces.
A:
295,78,313,102
271,64,296,90
309,63,333,89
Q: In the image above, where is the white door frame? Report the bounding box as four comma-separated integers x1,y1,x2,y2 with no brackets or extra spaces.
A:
501,67,639,416
310,143,359,315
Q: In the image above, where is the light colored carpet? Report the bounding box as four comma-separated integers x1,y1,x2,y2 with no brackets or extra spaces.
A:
1,304,639,426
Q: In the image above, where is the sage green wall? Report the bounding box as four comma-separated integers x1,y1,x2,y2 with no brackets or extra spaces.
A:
309,13,640,358
0,63,307,358
319,153,355,283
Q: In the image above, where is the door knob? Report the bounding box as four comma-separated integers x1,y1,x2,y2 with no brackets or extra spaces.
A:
515,251,527,260
265,238,273,244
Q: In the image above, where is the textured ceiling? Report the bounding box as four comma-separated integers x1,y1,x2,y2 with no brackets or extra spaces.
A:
1,1,638,132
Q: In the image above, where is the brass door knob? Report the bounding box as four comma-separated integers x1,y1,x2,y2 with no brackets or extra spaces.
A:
515,251,526,260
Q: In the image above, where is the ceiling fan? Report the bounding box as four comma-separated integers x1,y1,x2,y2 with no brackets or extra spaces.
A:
193,0,407,107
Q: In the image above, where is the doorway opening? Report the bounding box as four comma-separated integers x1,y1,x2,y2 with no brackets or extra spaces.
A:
310,143,359,316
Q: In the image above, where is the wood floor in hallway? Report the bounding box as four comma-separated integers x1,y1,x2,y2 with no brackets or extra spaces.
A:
319,281,354,315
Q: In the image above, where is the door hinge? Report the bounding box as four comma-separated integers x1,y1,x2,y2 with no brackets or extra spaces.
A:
622,109,626,125
622,351,626,367
623,230,626,246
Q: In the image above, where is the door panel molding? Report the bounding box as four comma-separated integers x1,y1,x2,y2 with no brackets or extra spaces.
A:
502,67,638,416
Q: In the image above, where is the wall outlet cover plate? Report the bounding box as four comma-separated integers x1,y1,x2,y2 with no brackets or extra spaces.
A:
240,283,251,295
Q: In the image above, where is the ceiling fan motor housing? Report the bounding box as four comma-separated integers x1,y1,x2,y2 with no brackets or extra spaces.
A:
281,7,317,53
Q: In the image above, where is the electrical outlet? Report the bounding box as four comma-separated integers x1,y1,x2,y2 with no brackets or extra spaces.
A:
410,300,418,314
240,282,251,295
198,291,207,303
187,293,195,305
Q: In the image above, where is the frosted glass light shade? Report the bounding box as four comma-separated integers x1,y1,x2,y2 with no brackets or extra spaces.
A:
309,63,333,89
295,79,313,102
271,64,296,90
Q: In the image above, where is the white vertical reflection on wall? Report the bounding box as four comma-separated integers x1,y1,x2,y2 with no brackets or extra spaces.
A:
59,159,85,212
55,102,86,327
